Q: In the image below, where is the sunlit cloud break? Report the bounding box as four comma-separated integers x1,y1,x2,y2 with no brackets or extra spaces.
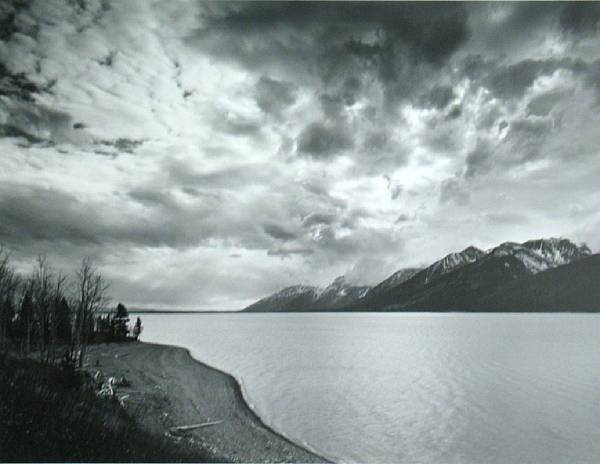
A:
1,1,600,309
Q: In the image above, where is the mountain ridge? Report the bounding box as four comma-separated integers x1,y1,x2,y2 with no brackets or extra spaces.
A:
243,237,595,312
243,277,372,312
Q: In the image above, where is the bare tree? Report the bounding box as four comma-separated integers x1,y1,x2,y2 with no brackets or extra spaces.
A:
49,271,68,363
31,256,54,361
73,258,110,368
20,281,35,355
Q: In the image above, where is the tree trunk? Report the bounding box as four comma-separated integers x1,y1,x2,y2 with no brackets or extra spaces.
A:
77,311,86,369
26,322,31,354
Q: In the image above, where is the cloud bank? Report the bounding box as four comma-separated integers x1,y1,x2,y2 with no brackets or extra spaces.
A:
1,1,600,309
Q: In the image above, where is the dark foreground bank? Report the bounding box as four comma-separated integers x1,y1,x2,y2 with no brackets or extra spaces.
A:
0,352,207,462
0,343,327,463
85,342,327,463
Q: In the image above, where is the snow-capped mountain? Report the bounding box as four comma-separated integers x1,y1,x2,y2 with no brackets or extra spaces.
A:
354,246,487,308
243,277,371,312
243,237,594,312
270,285,322,301
490,238,591,274
244,285,322,312
423,246,486,283
415,238,589,284
353,237,592,311
312,276,371,309
359,267,422,303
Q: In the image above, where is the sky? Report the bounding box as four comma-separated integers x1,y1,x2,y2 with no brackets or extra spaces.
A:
1,1,600,310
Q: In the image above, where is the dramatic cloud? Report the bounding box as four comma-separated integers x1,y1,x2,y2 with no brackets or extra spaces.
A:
526,89,569,117
1,1,600,309
464,139,494,179
420,85,455,110
297,122,353,158
255,75,297,117
559,2,600,36
263,223,297,242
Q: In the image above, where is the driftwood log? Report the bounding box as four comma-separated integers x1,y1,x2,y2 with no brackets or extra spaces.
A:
168,420,224,436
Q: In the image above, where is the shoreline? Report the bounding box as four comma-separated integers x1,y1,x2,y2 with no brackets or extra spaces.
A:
86,342,329,463
185,346,335,462
162,342,334,462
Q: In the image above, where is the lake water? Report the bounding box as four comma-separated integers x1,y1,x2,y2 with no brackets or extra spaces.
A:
139,313,600,463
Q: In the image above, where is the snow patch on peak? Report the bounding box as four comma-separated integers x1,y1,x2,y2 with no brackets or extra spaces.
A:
314,275,371,307
491,238,591,274
272,285,322,299
244,284,323,311
424,246,485,283
319,276,352,296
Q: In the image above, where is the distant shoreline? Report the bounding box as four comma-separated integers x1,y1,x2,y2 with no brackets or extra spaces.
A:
131,309,600,314
129,310,229,314
86,342,329,463
239,309,600,313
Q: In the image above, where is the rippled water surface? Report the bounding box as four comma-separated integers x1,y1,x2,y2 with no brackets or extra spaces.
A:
140,313,600,463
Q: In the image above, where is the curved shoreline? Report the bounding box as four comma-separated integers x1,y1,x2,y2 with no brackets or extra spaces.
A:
183,346,335,462
86,342,330,463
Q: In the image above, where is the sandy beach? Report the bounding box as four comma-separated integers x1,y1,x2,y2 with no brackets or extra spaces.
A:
85,342,327,463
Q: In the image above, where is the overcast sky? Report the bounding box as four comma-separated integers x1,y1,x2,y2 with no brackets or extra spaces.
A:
1,1,600,309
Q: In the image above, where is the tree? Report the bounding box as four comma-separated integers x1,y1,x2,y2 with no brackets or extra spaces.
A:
0,245,19,350
28,257,70,362
94,314,111,339
132,317,142,340
31,256,54,361
49,272,69,362
73,258,109,368
19,288,34,354
1,295,16,349
54,297,72,343
113,303,129,340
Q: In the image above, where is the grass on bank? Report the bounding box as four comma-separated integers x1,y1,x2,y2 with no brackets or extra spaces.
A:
0,353,212,463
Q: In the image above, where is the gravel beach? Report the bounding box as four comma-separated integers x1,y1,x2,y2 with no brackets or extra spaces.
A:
86,342,327,463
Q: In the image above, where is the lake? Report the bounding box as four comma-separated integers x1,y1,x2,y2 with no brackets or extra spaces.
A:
139,312,600,463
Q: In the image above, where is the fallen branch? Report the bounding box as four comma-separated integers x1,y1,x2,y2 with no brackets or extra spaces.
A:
168,420,223,435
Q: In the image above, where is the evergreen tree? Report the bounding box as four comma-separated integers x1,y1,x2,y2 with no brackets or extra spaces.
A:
1,295,15,347
132,317,142,340
20,290,34,353
113,303,129,340
55,297,72,343
0,246,18,348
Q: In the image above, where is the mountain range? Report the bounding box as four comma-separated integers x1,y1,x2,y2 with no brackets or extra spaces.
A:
243,238,599,312
243,277,370,312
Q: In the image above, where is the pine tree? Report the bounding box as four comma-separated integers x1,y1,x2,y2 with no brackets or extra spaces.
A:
132,317,142,340
55,297,72,343
113,303,129,340
1,295,15,348
20,290,34,353
0,246,18,348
